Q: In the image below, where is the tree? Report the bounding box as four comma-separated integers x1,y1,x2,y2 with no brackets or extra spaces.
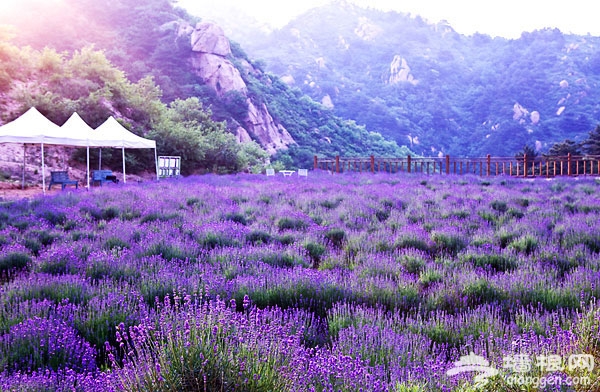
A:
515,144,538,160
582,125,600,155
515,144,538,175
545,139,581,157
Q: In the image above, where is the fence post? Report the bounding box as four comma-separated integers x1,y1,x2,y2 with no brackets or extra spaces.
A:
486,155,491,176
523,154,527,178
407,155,412,173
314,156,318,170
335,156,340,174
445,155,450,175
567,153,572,176
370,156,375,173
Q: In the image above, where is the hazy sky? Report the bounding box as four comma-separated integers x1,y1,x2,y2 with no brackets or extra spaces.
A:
176,0,600,38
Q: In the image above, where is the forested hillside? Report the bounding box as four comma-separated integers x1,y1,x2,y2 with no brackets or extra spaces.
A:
235,2,600,157
0,0,407,173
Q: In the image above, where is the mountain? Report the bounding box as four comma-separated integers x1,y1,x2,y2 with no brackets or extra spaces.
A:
0,0,406,172
228,1,600,157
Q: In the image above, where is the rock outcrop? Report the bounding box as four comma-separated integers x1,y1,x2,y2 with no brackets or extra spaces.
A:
388,55,417,85
189,22,294,153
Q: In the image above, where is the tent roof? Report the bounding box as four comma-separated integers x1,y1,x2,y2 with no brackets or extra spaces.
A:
0,108,156,149
91,116,156,149
0,107,65,144
59,112,95,147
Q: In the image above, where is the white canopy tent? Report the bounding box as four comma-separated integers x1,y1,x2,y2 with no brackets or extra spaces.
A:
0,107,69,192
60,112,96,189
0,108,159,192
92,116,158,184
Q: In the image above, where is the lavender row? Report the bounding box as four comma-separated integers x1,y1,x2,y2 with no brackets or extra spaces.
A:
1,173,599,390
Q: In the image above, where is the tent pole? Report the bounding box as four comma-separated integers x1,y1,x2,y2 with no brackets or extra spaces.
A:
122,147,126,184
22,144,25,189
41,142,46,194
154,148,159,181
86,147,90,189
99,148,101,170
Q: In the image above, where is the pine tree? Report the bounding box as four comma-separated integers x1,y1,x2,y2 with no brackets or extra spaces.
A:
545,139,582,157
582,125,600,155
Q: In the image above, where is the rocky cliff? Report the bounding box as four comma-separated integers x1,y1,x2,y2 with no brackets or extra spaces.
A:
189,22,294,154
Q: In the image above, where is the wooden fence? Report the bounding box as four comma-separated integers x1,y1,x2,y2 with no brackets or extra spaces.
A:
314,154,600,177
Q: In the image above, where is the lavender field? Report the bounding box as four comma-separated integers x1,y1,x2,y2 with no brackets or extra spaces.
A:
0,173,599,391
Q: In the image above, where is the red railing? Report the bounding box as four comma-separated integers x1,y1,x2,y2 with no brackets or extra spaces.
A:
314,154,600,177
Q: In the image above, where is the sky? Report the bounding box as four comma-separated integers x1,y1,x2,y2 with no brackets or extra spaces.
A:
176,0,600,38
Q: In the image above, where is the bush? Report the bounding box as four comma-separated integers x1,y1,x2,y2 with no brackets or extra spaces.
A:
224,211,248,225
103,237,130,251
277,217,308,231
509,235,538,255
246,230,272,245
0,252,31,277
0,317,97,374
305,242,326,267
324,228,346,248
490,200,508,213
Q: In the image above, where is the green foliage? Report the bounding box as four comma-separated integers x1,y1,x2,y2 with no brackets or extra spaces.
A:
150,98,268,174
490,200,508,213
0,252,31,276
546,139,582,157
460,252,517,272
305,242,326,266
245,230,272,245
324,228,346,248
277,217,308,231
582,125,600,155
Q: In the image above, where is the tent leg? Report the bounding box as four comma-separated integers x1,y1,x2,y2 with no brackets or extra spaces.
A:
154,148,159,181
99,148,101,170
122,147,126,184
41,143,46,195
22,144,26,189
86,147,90,190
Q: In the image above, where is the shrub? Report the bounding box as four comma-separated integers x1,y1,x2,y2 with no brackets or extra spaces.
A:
246,230,272,245
186,197,202,207
397,254,426,275
460,252,517,272
224,211,248,225
277,217,308,231
0,317,97,374
139,212,181,224
509,235,538,255
463,279,503,305
305,242,326,267
418,269,443,288
278,234,296,245
394,236,432,253
324,228,346,248
197,232,236,250
8,275,91,305
320,198,342,209
375,209,390,222
101,206,120,221
103,237,130,251
0,252,31,279
260,253,301,268
431,232,466,256
145,242,197,261
38,210,67,226
490,200,508,213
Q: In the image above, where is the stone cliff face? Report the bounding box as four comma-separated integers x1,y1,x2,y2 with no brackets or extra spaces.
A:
189,22,294,154
388,55,417,85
